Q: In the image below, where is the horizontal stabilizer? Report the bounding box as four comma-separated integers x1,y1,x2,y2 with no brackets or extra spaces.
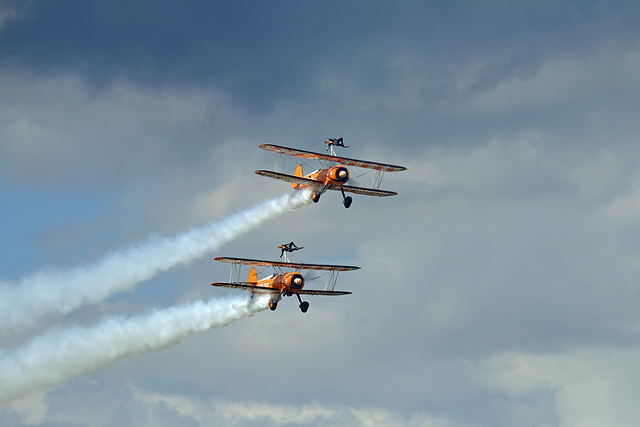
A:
255,170,320,186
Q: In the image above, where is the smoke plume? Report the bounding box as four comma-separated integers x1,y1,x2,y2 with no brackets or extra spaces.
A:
0,190,310,330
0,295,270,404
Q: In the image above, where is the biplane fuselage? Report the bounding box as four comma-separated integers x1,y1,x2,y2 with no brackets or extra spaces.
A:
250,271,305,295
292,164,350,193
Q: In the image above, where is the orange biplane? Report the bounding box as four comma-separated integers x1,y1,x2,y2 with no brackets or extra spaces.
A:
255,143,406,208
210,256,359,313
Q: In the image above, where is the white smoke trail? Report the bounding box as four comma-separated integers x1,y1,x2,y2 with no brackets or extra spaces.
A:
0,295,270,405
0,190,310,330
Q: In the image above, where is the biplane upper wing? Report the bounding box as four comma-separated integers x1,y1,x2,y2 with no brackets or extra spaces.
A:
210,282,280,293
327,184,397,197
214,257,360,272
254,170,321,186
259,144,407,172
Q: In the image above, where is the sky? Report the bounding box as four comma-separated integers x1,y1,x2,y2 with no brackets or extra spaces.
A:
2,1,640,426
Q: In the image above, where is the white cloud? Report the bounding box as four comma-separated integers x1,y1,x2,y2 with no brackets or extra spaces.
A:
605,180,640,221
132,388,466,427
5,391,47,425
401,131,630,210
478,348,640,427
0,71,232,190
0,381,474,427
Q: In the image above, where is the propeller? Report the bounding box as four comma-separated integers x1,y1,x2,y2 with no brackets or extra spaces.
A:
303,272,321,283
347,171,368,188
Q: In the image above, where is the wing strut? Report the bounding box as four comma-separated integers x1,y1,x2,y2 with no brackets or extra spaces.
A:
275,152,285,173
372,170,385,189
229,260,242,283
324,270,340,291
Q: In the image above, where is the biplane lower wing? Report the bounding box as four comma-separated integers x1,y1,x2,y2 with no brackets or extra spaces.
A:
331,185,397,197
259,144,407,172
297,289,352,296
214,257,360,272
210,282,351,296
255,170,396,197
255,170,319,186
210,282,280,293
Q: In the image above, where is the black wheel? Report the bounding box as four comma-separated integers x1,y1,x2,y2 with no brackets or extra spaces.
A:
269,300,278,311
299,301,309,313
343,196,353,208
312,191,321,203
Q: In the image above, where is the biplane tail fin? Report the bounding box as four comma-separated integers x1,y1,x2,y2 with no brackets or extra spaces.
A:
292,164,303,189
248,267,258,283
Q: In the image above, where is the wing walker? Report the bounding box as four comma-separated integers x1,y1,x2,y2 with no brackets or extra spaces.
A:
278,241,303,259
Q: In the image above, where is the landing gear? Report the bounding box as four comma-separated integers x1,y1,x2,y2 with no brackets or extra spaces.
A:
341,188,353,208
296,293,309,313
269,300,278,311
312,184,333,204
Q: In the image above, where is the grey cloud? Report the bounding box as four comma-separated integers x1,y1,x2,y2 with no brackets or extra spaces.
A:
3,1,638,114
0,72,236,191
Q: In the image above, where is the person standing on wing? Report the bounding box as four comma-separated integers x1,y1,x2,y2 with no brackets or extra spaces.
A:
278,241,303,258
325,137,348,151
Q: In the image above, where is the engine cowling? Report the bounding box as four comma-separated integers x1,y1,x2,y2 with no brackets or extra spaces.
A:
284,273,305,290
328,166,349,183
